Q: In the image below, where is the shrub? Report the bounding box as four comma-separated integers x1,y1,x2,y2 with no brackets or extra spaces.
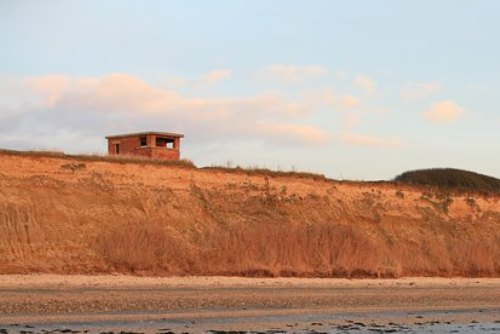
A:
394,168,500,193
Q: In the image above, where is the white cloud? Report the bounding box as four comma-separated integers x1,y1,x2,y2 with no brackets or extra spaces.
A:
339,132,402,148
2,72,413,154
401,82,441,100
261,64,327,84
2,73,329,149
423,100,465,124
354,75,376,95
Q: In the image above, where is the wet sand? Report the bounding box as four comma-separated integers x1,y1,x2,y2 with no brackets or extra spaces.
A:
0,275,499,333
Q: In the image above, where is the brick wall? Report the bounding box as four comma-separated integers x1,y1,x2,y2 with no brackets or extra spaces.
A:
107,135,181,160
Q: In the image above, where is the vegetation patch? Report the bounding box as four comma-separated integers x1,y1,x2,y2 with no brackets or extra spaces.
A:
394,168,500,193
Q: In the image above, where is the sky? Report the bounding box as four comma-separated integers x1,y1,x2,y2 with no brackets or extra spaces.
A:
0,1,499,180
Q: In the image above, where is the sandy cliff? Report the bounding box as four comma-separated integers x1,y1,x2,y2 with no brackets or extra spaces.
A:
0,151,499,277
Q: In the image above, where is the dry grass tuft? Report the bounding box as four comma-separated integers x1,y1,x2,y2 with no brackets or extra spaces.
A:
202,165,327,181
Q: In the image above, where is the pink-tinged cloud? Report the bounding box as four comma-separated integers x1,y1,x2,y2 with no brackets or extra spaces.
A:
70,73,177,113
423,100,465,123
262,64,327,84
30,73,318,122
302,89,360,110
354,75,376,95
15,73,331,147
401,82,441,100
197,69,232,86
322,91,360,110
340,132,402,148
29,75,69,107
258,123,329,145
342,113,359,128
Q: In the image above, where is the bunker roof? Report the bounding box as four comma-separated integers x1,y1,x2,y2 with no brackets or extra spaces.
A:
105,131,184,139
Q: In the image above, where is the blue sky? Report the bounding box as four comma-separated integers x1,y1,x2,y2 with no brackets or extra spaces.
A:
0,1,499,179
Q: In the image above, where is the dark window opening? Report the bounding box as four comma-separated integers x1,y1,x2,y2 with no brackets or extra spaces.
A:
139,136,147,146
156,137,175,149
114,144,120,154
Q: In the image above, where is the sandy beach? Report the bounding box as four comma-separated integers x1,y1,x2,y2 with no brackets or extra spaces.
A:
0,275,499,333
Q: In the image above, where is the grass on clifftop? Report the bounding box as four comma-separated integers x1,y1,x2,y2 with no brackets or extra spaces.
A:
3,149,499,191
0,148,196,168
0,148,326,181
394,168,500,193
203,165,327,181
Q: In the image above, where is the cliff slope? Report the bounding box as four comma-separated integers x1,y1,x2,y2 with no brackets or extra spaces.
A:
1,150,499,277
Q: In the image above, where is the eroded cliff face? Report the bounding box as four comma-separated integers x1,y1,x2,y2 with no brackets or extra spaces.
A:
1,151,499,277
